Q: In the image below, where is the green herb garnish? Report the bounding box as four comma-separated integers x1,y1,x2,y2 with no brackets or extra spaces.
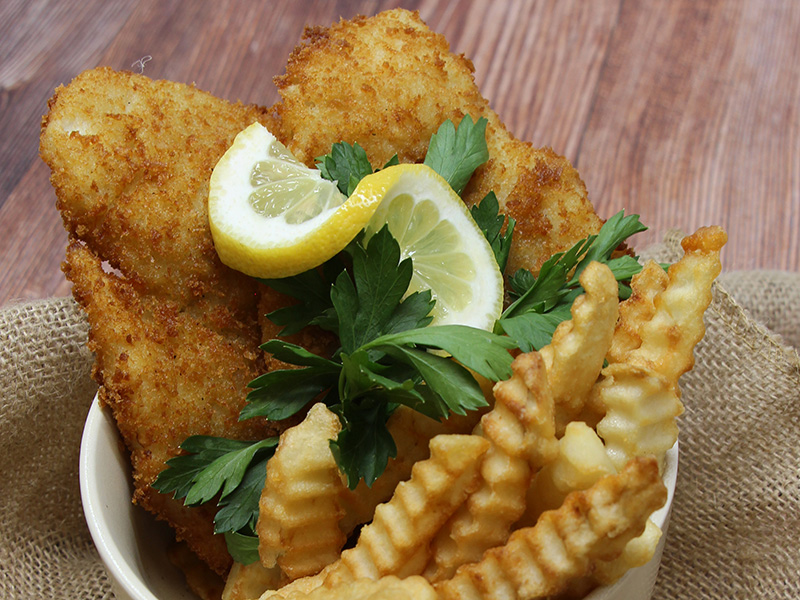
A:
317,116,489,198
470,191,516,274
496,210,648,352
155,118,654,566
152,435,278,564
316,141,398,196
423,115,490,195
243,226,515,488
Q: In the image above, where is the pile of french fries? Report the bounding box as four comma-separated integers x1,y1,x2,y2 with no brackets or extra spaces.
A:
223,226,726,600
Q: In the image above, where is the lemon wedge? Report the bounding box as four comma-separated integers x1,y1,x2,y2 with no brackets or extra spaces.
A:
209,122,376,278
209,123,503,330
357,164,503,330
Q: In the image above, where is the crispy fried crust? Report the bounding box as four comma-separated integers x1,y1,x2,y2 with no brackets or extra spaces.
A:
64,243,279,573
42,68,284,575
41,67,277,314
274,9,603,276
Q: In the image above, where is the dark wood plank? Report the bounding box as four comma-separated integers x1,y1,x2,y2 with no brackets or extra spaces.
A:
423,0,621,157
0,0,138,207
0,0,139,303
1,0,798,306
576,0,800,268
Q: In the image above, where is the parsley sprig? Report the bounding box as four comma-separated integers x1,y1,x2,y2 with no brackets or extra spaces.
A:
154,116,654,566
470,192,516,273
152,435,278,564
495,210,648,351
243,226,515,488
423,115,490,195
316,115,489,197
316,142,399,196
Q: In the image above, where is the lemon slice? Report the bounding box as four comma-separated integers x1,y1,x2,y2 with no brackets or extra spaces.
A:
357,164,504,330
209,122,379,278
209,124,502,330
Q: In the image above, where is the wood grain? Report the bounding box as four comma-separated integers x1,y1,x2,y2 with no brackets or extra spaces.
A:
1,0,798,306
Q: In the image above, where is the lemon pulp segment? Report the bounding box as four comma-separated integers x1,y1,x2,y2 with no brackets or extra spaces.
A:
360,164,503,330
208,123,375,278
209,127,503,331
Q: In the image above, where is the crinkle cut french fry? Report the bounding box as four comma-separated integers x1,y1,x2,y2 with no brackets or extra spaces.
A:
261,434,490,599
596,226,726,470
582,261,668,426
595,364,682,471
269,575,439,600
339,406,482,534
257,403,347,580
434,457,667,600
592,518,662,585
607,261,669,365
223,561,284,600
539,262,619,435
625,226,726,381
556,518,663,597
518,420,615,527
426,352,557,582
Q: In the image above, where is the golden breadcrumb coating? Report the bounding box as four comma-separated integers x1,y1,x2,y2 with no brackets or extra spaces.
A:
274,9,603,276
41,67,282,575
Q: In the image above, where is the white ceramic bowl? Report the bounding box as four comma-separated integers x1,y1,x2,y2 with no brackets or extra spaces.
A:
80,395,677,600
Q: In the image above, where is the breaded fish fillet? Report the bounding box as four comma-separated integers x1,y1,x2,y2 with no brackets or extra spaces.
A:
40,68,282,575
274,9,603,275
41,67,274,318
64,243,277,574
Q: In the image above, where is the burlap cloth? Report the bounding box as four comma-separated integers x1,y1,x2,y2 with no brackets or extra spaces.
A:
1,232,798,599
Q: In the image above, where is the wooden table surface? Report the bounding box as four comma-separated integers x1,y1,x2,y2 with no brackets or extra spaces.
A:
1,0,798,306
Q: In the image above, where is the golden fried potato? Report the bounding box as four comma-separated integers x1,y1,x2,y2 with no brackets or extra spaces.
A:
434,457,667,600
594,364,682,472
539,262,619,434
262,434,490,599
426,352,557,582
339,406,482,534
251,403,481,596
591,519,663,586
606,261,669,365
519,420,615,527
223,562,284,600
596,227,726,470
624,226,726,381
258,403,346,580
271,576,438,600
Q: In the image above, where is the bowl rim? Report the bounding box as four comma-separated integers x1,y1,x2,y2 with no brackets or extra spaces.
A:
80,394,678,600
80,395,161,600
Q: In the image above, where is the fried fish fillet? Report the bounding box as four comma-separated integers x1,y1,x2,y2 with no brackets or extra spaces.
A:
40,67,282,575
41,67,274,318
274,9,603,275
